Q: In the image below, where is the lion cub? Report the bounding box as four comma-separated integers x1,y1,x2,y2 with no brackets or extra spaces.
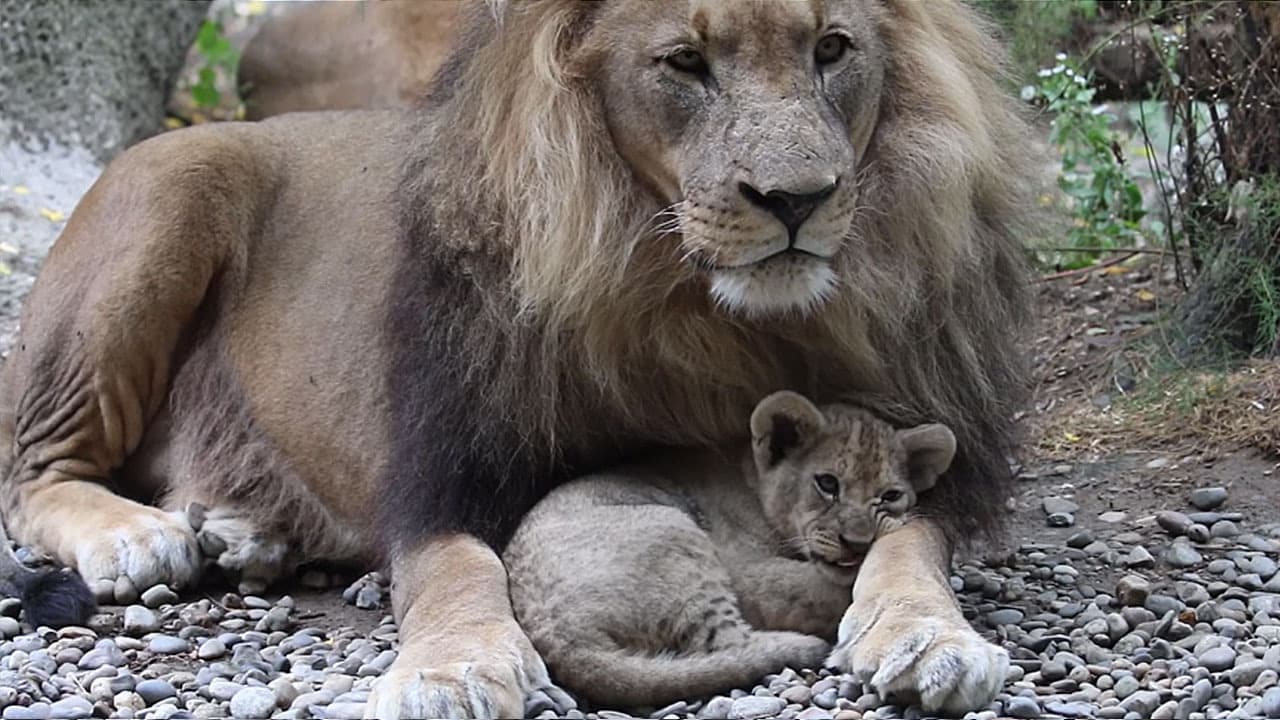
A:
504,391,957,709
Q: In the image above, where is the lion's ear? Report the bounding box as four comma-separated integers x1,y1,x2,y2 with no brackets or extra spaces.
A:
750,391,826,467
897,423,956,492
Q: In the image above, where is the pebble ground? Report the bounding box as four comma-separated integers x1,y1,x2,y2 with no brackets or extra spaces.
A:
3,476,1280,720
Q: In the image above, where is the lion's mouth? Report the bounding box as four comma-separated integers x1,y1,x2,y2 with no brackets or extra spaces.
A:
703,246,832,272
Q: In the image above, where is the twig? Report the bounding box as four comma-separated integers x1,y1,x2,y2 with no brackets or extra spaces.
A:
1037,246,1171,254
1037,251,1139,282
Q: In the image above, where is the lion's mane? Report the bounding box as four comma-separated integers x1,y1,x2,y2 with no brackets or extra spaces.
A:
381,0,1038,549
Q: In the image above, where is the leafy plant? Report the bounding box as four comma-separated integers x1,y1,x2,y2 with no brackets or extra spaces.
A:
1024,55,1148,269
191,19,239,111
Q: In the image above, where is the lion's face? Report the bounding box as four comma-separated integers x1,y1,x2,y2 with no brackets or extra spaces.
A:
591,0,888,317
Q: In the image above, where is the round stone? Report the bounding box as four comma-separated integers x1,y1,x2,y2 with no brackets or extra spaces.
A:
139,585,178,609
728,696,785,720
1189,487,1227,511
122,606,159,637
229,687,278,720
147,636,189,655
197,638,226,660
47,696,92,720
1165,541,1203,567
1006,696,1041,718
134,679,177,705
987,608,1025,626
1199,646,1236,672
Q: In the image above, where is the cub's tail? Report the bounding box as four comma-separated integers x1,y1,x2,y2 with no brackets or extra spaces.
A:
549,631,831,709
0,522,96,628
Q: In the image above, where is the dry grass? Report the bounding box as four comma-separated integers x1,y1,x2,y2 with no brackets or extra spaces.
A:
1034,358,1280,460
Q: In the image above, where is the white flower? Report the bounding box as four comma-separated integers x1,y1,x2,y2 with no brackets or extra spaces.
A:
1055,52,1068,61
1020,85,1036,101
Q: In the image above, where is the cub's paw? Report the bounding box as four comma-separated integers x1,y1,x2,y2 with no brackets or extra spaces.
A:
73,507,200,602
827,606,1009,715
365,662,530,720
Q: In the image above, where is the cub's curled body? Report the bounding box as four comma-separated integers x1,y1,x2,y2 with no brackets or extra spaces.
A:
504,392,957,708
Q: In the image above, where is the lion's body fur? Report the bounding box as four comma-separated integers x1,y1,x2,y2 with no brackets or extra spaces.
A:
0,0,1036,673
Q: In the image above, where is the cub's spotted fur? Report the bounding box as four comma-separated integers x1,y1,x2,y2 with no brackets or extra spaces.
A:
504,391,956,708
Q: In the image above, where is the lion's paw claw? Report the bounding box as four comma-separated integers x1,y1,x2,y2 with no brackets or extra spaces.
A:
366,663,527,720
828,610,1008,716
74,508,200,600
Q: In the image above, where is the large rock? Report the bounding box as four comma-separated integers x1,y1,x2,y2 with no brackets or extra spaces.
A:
0,0,211,160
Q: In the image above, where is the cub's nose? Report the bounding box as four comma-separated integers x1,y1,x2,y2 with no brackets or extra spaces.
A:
839,534,872,556
738,180,838,237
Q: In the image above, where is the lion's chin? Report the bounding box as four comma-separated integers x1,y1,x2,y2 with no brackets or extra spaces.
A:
708,253,837,318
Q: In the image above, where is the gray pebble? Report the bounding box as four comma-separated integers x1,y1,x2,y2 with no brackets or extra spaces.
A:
729,696,785,720
1121,690,1161,716
324,704,367,720
197,638,226,660
697,697,733,720
0,617,19,639
47,697,92,720
1006,696,1041,718
1126,547,1156,568
1044,497,1080,515
1261,686,1280,718
1211,521,1241,538
2,703,51,720
1189,487,1227,511
1229,661,1267,686
1157,511,1194,536
1199,646,1236,672
123,606,159,637
148,636,189,655
134,679,177,705
140,585,178,609
1048,512,1075,528
1165,541,1203,567
77,640,125,670
1114,675,1140,699
229,687,277,719
988,608,1025,626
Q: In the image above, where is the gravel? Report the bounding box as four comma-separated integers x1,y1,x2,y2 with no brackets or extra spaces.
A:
1,462,1278,720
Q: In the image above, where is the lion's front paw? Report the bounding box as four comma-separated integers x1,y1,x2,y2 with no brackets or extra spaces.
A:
73,507,201,603
365,662,530,720
827,604,1009,715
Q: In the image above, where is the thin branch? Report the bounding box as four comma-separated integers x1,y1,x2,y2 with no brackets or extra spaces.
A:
1037,252,1140,283
1036,246,1172,254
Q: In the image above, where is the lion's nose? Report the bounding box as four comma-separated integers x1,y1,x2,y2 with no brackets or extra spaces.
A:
738,180,838,238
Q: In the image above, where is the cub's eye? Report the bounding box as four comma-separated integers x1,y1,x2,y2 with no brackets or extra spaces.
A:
665,48,710,76
814,473,840,497
814,33,850,66
881,489,904,503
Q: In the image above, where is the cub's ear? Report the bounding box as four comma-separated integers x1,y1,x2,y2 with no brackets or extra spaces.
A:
897,423,956,492
750,391,826,467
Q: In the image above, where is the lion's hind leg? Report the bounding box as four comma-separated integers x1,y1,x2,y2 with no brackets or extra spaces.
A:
0,125,261,606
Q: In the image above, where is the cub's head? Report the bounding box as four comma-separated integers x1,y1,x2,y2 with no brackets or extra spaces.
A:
749,391,956,580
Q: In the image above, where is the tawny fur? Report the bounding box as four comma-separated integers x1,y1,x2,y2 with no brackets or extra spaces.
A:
237,1,460,120
504,392,956,708
0,1,1036,714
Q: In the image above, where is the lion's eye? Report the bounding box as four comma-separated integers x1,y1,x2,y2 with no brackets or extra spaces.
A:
881,489,904,503
665,48,710,76
814,33,850,66
814,473,840,497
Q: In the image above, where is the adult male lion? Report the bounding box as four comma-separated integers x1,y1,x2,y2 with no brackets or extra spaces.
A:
0,1,1036,717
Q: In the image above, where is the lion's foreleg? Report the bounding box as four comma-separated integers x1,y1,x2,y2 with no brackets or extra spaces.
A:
365,534,550,720
826,518,1009,715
